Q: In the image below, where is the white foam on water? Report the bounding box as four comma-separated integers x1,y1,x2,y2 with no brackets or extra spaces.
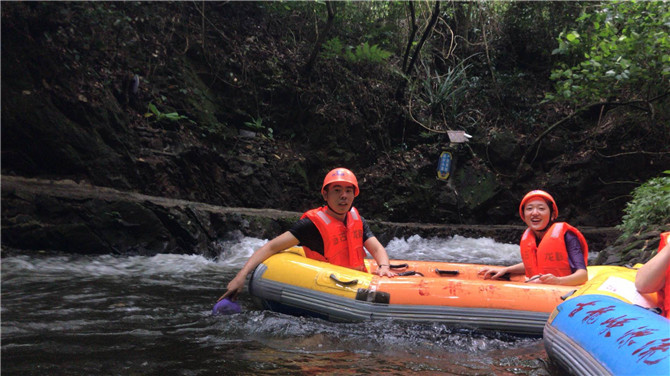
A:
1,235,520,282
384,234,520,265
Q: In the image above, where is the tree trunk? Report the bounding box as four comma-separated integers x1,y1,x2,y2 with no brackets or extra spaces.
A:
304,1,335,74
405,1,440,76
401,2,417,73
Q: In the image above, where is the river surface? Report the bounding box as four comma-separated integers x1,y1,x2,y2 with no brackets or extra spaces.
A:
2,235,569,375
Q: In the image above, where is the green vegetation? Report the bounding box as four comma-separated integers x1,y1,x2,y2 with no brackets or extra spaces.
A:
548,1,670,104
411,60,475,129
244,116,273,140
145,103,195,124
322,37,345,60
617,171,670,239
323,38,392,63
344,42,392,63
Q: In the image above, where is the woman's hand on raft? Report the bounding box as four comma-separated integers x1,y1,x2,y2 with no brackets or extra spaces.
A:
479,267,507,280
376,265,396,277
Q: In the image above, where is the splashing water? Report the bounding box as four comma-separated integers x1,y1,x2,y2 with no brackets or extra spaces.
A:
1,235,561,375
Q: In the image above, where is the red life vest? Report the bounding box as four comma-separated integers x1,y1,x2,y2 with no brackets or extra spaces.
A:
520,222,588,278
300,206,368,272
657,231,670,318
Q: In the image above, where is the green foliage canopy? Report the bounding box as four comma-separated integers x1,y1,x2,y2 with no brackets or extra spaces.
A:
548,1,670,104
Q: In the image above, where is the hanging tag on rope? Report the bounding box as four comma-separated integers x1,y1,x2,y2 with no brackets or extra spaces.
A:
447,131,472,143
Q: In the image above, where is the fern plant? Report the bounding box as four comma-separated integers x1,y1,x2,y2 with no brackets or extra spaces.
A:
344,42,392,63
322,37,344,60
322,38,392,64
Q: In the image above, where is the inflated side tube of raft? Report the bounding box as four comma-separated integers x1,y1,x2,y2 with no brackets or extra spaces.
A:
544,295,669,375
247,248,624,335
543,264,668,375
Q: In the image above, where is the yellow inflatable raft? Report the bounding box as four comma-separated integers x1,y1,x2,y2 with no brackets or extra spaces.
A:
248,247,625,335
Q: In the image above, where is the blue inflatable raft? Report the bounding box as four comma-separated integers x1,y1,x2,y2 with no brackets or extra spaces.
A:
544,269,670,375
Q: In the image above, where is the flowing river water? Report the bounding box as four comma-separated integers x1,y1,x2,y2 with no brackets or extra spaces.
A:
2,235,570,375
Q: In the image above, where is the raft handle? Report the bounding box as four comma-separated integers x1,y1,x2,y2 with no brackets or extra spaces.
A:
390,263,408,269
560,289,577,301
643,306,663,315
435,269,459,276
329,274,359,286
397,271,424,277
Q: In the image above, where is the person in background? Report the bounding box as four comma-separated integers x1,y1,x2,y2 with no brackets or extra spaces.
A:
221,167,395,301
479,190,588,286
635,231,670,318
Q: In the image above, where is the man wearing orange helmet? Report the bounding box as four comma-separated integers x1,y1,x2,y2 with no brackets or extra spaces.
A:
222,168,395,300
479,190,589,285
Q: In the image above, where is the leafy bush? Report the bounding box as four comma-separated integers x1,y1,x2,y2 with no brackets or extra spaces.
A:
547,1,670,103
617,171,670,239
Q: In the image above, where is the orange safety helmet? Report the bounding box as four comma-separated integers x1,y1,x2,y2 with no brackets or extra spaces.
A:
519,190,558,221
321,168,359,197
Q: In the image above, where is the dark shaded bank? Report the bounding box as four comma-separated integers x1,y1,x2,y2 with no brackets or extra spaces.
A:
1,175,621,260
2,2,669,232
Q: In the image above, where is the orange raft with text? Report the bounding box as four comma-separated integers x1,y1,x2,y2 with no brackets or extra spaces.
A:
247,247,617,335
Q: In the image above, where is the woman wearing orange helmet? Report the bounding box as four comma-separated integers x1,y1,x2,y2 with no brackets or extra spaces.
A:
479,190,589,286
222,168,395,301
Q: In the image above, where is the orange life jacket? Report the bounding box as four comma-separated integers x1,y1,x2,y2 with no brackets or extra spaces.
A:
301,206,367,272
520,222,588,278
658,231,670,318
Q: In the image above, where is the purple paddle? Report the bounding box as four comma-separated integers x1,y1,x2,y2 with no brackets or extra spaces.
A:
212,298,241,315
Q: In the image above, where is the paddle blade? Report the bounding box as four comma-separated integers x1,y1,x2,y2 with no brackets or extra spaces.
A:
212,298,241,315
